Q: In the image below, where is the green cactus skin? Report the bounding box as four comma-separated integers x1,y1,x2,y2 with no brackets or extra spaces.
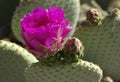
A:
12,0,80,42
74,9,120,81
25,59,103,82
0,40,38,82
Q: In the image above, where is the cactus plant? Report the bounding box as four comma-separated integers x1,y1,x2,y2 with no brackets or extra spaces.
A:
25,59,102,82
0,39,103,82
0,1,105,81
0,40,103,82
74,8,120,81
12,0,80,42
0,40,38,82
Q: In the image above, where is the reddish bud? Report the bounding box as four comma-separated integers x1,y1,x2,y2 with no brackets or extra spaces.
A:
64,37,84,54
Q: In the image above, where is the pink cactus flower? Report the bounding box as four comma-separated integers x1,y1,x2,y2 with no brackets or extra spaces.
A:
20,7,72,58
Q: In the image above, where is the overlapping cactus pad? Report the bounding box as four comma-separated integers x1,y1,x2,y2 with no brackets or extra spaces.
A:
0,40,38,82
12,0,80,42
0,40,103,82
74,8,120,81
25,59,102,82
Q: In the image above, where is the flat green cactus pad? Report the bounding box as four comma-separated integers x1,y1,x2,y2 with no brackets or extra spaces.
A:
25,59,103,82
0,40,38,82
74,9,120,81
12,0,80,42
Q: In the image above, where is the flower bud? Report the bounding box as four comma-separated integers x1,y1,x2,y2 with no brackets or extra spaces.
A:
64,37,84,55
86,8,101,23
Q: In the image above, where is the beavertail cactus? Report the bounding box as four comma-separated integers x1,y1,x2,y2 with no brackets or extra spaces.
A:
0,40,103,82
74,8,120,81
0,3,104,82
19,7,103,79
12,0,80,42
0,40,38,82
